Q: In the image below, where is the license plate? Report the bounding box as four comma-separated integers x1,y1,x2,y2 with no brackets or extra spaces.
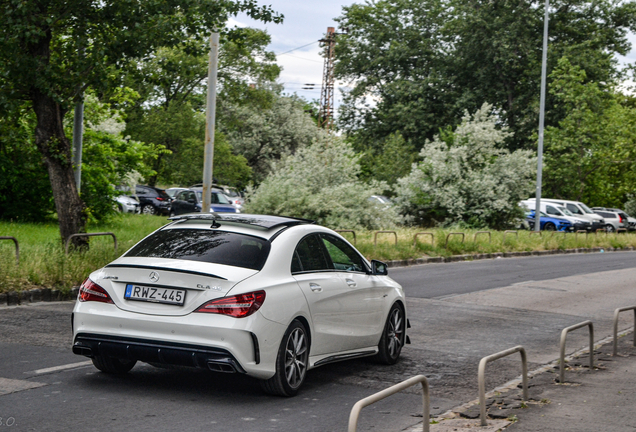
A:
125,284,186,305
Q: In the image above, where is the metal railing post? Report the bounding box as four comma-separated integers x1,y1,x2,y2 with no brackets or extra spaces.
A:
612,306,636,356
550,231,566,239
348,375,430,432
374,230,398,246
413,232,434,247
65,232,118,254
0,236,19,266
335,230,357,245
503,230,518,242
574,230,587,240
473,231,491,243
478,346,528,426
445,232,465,248
559,321,594,383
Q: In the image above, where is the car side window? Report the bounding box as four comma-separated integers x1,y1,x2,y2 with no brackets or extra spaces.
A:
175,191,187,201
320,234,366,273
292,235,331,273
135,187,146,195
566,204,582,215
546,205,559,215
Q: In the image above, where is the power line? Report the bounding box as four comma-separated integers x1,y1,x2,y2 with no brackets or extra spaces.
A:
275,41,318,56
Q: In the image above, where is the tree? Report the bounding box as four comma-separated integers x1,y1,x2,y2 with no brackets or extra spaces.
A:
334,0,636,152
542,57,636,206
122,28,279,187
0,0,281,243
394,104,536,228
219,94,326,183
244,136,401,230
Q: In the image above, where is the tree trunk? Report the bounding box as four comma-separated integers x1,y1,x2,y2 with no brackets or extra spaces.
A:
28,22,87,247
31,89,87,246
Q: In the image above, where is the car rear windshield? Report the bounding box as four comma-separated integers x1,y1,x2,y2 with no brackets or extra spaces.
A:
125,229,270,270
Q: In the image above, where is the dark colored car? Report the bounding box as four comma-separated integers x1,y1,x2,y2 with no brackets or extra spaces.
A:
526,211,573,231
170,188,239,216
134,185,172,216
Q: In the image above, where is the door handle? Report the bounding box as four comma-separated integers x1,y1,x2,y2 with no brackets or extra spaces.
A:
309,283,322,292
345,278,357,287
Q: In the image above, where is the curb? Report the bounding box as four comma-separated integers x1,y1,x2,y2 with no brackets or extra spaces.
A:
0,287,79,307
385,246,634,268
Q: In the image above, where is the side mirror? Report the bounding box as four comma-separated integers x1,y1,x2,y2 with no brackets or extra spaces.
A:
371,259,388,276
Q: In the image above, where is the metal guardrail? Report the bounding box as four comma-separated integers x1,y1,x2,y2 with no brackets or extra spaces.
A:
529,231,542,237
575,230,587,239
413,232,434,247
445,232,465,248
478,346,528,426
613,306,636,356
335,230,357,245
503,230,518,242
559,320,594,383
348,375,430,432
473,231,491,243
0,236,19,265
550,231,566,239
65,232,118,255
374,230,398,246
596,228,607,235
617,228,628,234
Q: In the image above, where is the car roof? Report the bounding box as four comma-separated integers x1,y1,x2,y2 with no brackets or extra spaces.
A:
165,213,315,240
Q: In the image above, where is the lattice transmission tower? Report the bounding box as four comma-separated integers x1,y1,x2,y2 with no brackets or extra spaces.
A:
319,27,336,131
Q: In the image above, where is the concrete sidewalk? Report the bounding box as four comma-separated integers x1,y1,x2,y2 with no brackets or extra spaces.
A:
404,333,636,432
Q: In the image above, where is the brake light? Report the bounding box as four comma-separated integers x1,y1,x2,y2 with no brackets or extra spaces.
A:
156,197,166,201
620,214,624,223
194,291,265,318
78,278,114,304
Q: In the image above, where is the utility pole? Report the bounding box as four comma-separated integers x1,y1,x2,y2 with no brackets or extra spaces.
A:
202,32,220,214
72,100,84,193
319,27,336,131
534,0,549,231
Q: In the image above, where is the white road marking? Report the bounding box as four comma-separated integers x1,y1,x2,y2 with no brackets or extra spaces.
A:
0,377,47,396
28,360,92,376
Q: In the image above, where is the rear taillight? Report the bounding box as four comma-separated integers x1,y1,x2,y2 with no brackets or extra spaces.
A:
78,278,114,304
194,291,265,318
156,197,166,201
620,214,624,223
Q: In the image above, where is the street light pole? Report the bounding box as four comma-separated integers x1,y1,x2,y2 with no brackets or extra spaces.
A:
534,0,549,231
202,32,220,214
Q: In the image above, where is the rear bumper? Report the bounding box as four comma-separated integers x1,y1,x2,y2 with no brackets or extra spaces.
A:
72,302,285,379
73,333,247,373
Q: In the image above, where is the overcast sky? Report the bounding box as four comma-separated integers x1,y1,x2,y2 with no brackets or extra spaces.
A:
234,1,636,106
234,1,355,105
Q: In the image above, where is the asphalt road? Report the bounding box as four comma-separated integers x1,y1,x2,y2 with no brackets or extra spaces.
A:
1,251,636,432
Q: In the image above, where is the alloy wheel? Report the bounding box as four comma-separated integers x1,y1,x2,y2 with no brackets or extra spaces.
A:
387,308,404,358
284,327,308,389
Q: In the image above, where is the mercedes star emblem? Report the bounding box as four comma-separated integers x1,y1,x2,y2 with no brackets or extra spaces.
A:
149,271,160,282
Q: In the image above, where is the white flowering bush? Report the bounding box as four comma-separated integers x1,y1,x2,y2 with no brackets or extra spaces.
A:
243,136,402,229
394,104,536,228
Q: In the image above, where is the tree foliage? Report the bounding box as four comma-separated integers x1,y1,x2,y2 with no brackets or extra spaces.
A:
335,0,636,151
244,137,401,229
543,57,636,207
394,104,536,228
0,0,281,241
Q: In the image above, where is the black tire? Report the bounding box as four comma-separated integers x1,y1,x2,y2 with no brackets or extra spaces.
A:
141,204,156,215
544,222,556,231
92,355,136,374
260,320,309,397
169,210,176,218
375,303,406,365
606,224,615,233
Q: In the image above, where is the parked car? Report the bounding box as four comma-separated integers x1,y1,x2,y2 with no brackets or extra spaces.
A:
525,198,604,231
189,184,245,209
131,185,172,215
591,207,635,231
526,211,573,231
170,188,239,216
165,187,189,200
521,200,590,231
114,195,139,214
591,208,629,232
71,213,407,396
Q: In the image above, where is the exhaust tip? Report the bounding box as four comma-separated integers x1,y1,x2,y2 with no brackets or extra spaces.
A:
72,345,93,357
207,360,237,373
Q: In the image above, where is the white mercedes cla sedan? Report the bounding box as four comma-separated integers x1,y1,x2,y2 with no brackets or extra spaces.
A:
72,213,408,396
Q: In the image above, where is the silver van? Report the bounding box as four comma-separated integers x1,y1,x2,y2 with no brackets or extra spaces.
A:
525,198,604,231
